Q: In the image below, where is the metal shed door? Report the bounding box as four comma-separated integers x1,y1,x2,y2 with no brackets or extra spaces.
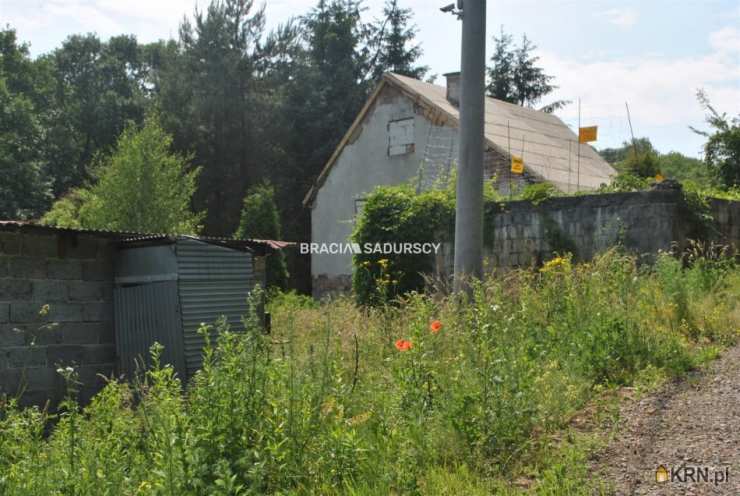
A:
114,280,187,380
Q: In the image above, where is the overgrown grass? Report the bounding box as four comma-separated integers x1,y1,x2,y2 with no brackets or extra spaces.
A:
1,250,738,495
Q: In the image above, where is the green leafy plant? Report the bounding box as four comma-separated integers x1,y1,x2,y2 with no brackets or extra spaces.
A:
42,112,203,234
519,182,558,204
234,181,289,290
597,172,650,193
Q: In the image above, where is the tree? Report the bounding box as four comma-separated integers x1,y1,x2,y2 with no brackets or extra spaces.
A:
657,151,716,187
691,90,740,188
486,27,516,103
155,0,298,236
599,138,655,165
600,138,660,178
39,189,89,229
235,182,289,289
486,28,567,112
42,114,202,233
271,0,371,289
600,137,721,188
0,28,52,219
618,147,661,179
41,34,152,196
367,0,428,81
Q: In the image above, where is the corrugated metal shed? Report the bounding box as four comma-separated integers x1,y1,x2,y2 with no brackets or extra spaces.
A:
114,236,265,381
114,280,185,378
177,238,257,377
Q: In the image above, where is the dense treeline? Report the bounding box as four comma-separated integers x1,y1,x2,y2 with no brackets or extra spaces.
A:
0,0,427,289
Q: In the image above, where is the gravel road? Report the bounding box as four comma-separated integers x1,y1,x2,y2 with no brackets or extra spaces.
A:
595,345,740,495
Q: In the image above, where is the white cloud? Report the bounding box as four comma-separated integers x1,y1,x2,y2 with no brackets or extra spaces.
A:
709,26,740,55
599,8,639,29
540,26,740,154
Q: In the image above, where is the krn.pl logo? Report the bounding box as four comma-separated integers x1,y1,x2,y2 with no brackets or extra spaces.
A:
656,465,669,483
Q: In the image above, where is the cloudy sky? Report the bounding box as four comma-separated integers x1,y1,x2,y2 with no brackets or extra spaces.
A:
3,0,739,157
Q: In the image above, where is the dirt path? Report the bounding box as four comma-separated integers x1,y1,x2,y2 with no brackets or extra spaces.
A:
595,345,740,495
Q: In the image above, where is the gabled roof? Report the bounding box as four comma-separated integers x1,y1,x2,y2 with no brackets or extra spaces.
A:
303,72,615,206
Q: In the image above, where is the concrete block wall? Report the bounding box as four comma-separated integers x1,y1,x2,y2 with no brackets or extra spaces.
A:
432,188,738,276
483,189,686,269
0,230,116,407
710,199,740,249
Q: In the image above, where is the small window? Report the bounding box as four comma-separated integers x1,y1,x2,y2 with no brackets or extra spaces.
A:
388,118,415,156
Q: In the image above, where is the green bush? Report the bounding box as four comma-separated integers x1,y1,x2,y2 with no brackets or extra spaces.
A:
351,185,454,305
235,181,289,290
41,113,203,234
519,182,558,204
597,172,650,193
618,148,661,178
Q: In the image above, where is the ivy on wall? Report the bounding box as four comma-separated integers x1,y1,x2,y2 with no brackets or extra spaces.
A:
351,185,454,305
351,183,503,305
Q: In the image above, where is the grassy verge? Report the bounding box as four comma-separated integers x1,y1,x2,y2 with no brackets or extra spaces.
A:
0,249,738,495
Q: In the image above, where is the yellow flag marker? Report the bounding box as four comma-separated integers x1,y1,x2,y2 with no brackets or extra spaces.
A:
511,156,524,174
578,126,598,143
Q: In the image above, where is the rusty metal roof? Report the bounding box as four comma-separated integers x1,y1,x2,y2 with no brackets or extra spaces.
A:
0,221,292,253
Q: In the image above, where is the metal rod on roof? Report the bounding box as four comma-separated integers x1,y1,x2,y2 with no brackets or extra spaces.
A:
577,98,581,192
507,120,512,201
521,134,525,162
625,101,639,157
568,140,573,193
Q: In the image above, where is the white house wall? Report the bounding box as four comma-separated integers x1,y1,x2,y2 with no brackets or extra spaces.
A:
311,86,436,296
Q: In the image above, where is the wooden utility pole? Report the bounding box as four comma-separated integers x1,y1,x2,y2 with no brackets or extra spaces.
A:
453,0,487,293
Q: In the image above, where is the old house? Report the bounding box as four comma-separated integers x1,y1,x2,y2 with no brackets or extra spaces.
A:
303,72,616,297
0,221,288,406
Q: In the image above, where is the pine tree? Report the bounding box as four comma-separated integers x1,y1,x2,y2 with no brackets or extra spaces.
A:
158,0,271,235
486,26,516,103
369,0,428,81
486,28,566,112
235,181,289,289
511,34,555,107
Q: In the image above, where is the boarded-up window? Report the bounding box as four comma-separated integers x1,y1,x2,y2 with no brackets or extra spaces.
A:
388,118,415,156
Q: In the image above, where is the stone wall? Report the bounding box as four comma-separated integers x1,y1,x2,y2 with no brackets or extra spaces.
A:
482,188,686,269
710,198,740,248
0,229,115,407
436,185,739,274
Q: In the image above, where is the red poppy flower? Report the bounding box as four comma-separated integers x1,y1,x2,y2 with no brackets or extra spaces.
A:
394,339,412,351
429,320,443,334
